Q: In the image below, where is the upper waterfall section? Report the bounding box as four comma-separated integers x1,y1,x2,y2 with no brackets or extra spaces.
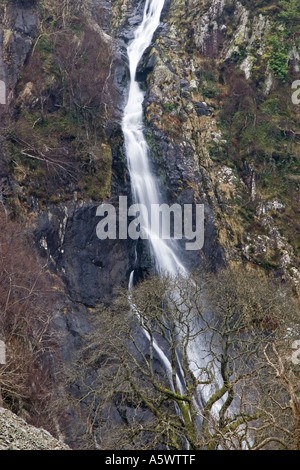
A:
127,0,166,81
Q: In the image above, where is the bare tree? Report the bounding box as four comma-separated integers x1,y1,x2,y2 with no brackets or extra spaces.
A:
67,266,299,450
199,267,299,450
0,209,61,431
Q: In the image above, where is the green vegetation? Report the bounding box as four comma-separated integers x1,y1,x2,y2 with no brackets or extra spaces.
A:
202,81,221,99
205,3,300,261
238,0,300,32
267,33,290,82
163,102,178,113
278,0,300,32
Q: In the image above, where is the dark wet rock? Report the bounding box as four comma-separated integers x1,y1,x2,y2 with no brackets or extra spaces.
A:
180,78,190,98
36,201,135,308
8,4,38,37
136,48,157,81
91,0,112,34
195,101,211,116
0,2,37,94
118,0,145,42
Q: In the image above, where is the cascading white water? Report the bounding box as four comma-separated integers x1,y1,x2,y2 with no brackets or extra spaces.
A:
122,0,226,443
122,0,185,277
122,0,190,419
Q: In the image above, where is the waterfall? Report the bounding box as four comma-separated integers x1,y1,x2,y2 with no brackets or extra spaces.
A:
122,0,185,277
122,0,193,432
121,0,226,447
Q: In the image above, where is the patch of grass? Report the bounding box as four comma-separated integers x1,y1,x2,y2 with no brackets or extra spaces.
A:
202,81,221,99
163,102,178,113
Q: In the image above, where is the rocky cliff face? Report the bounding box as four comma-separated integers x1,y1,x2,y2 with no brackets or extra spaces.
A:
138,0,300,289
0,1,37,102
0,0,299,449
